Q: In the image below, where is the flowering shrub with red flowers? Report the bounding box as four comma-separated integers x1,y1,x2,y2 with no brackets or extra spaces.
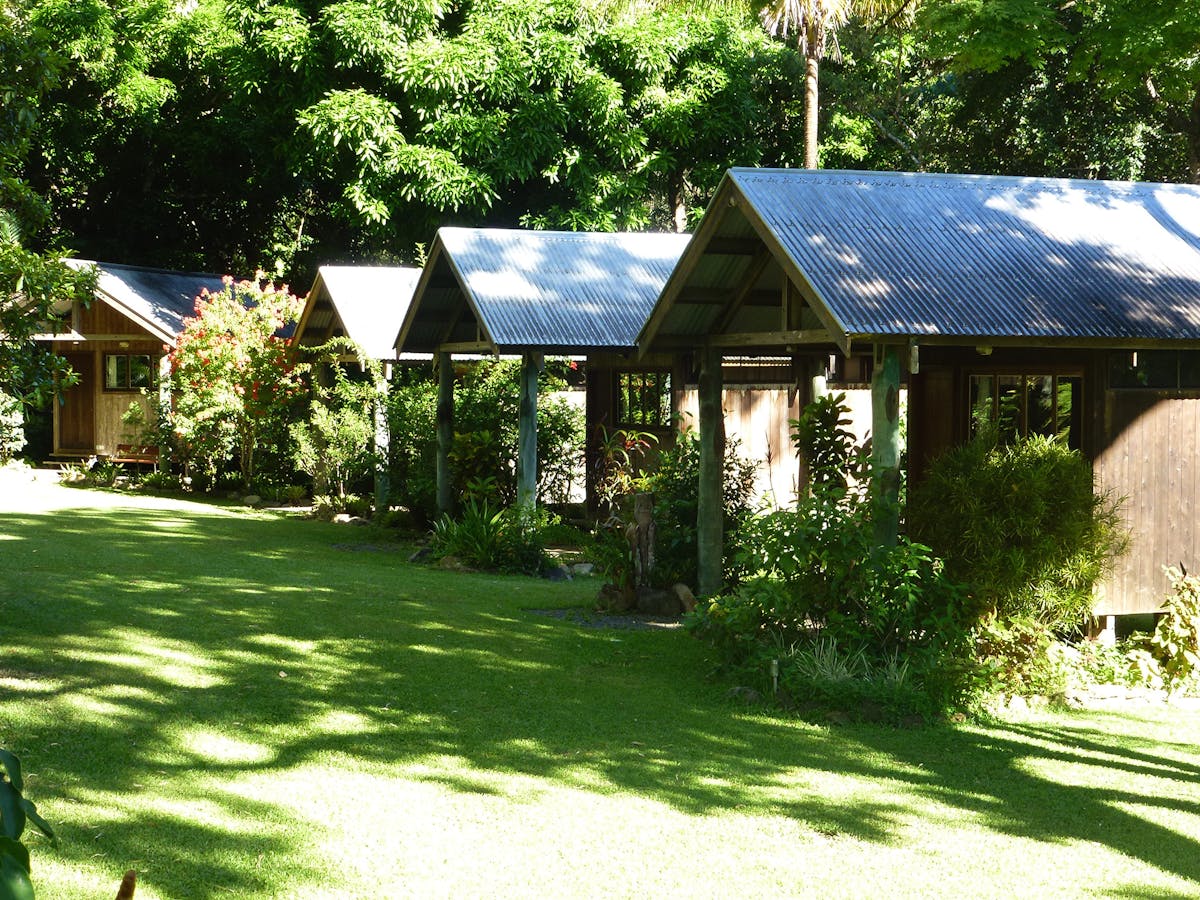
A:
164,274,306,489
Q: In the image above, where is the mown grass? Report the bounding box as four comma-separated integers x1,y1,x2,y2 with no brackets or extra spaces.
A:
1,475,1199,898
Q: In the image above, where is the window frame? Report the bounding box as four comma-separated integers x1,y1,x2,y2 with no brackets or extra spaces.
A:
615,370,672,429
103,353,157,392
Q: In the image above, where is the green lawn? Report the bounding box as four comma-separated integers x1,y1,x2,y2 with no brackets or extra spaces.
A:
2,473,1199,899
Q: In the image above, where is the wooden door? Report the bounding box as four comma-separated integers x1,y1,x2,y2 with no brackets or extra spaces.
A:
58,352,95,451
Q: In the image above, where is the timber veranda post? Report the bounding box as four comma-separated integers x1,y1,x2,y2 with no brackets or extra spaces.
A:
516,351,543,510
435,351,454,515
871,343,902,547
697,346,725,597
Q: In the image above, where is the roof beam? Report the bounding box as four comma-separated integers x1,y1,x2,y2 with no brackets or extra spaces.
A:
708,329,834,349
716,249,774,333
705,237,762,256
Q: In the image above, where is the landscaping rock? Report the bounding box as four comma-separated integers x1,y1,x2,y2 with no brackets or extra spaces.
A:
635,586,679,616
672,583,697,613
408,546,433,563
569,562,595,577
332,513,369,525
543,565,572,582
597,582,637,613
437,555,467,571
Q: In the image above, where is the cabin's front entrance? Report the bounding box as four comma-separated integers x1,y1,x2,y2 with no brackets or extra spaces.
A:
57,351,95,453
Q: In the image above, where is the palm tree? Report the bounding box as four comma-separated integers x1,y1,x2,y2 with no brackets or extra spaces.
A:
597,0,917,170
759,0,916,168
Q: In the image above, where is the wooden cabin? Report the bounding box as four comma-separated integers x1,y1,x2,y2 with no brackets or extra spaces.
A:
639,168,1200,617
35,263,226,460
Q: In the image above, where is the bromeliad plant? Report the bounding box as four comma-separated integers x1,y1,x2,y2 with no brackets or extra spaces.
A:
0,749,55,900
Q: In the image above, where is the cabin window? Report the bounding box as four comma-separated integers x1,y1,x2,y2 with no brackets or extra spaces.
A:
104,354,155,391
969,373,1082,449
1109,350,1200,389
616,371,671,428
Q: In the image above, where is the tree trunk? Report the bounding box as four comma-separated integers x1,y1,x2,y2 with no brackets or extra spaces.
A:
1188,85,1200,184
804,52,820,169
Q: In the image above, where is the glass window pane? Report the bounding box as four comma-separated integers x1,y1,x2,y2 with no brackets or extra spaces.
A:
1180,351,1200,388
1056,377,1082,450
996,375,1023,443
104,355,123,389
1026,375,1054,438
129,356,152,388
969,375,994,436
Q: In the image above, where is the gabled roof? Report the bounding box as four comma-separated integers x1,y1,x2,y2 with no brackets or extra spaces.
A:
641,169,1200,355
397,227,691,354
294,265,421,361
62,261,227,344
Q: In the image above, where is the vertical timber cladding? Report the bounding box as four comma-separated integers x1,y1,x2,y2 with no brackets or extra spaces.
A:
1095,389,1200,616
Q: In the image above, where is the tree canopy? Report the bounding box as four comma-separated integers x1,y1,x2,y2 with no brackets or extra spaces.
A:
10,0,1199,284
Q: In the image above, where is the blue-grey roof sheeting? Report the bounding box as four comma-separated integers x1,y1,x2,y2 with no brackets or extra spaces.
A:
73,261,228,344
728,168,1200,344
401,228,691,352
305,266,421,360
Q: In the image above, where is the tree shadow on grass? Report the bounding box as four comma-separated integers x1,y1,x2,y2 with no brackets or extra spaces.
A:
3,496,1200,894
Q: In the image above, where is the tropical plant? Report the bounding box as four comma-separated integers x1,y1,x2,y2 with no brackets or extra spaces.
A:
0,748,56,900
430,501,551,574
646,430,759,588
758,0,917,167
1149,565,1200,691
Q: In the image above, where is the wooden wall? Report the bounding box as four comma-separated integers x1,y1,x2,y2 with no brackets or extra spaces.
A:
1094,391,1200,616
678,386,876,508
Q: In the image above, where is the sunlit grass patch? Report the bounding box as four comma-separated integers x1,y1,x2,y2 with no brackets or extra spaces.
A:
1,482,1200,898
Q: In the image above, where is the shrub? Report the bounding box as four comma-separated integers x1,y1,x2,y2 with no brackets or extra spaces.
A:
163,275,306,490
1148,565,1200,691
0,390,25,463
688,393,972,716
908,432,1127,632
647,430,758,589
292,366,377,499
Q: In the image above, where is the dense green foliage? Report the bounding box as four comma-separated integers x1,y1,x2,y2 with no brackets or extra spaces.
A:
11,0,1194,286
291,342,380,500
387,358,584,524
162,277,306,489
907,432,1127,632
688,395,971,718
646,429,758,588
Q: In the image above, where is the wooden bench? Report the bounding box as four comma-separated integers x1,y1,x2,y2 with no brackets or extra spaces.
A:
110,444,160,469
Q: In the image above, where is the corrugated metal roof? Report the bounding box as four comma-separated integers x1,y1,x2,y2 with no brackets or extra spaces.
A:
302,266,420,360
726,168,1200,344
69,261,227,344
399,228,691,352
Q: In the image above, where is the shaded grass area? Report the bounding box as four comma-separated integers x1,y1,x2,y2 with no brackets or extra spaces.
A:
1,482,1199,897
